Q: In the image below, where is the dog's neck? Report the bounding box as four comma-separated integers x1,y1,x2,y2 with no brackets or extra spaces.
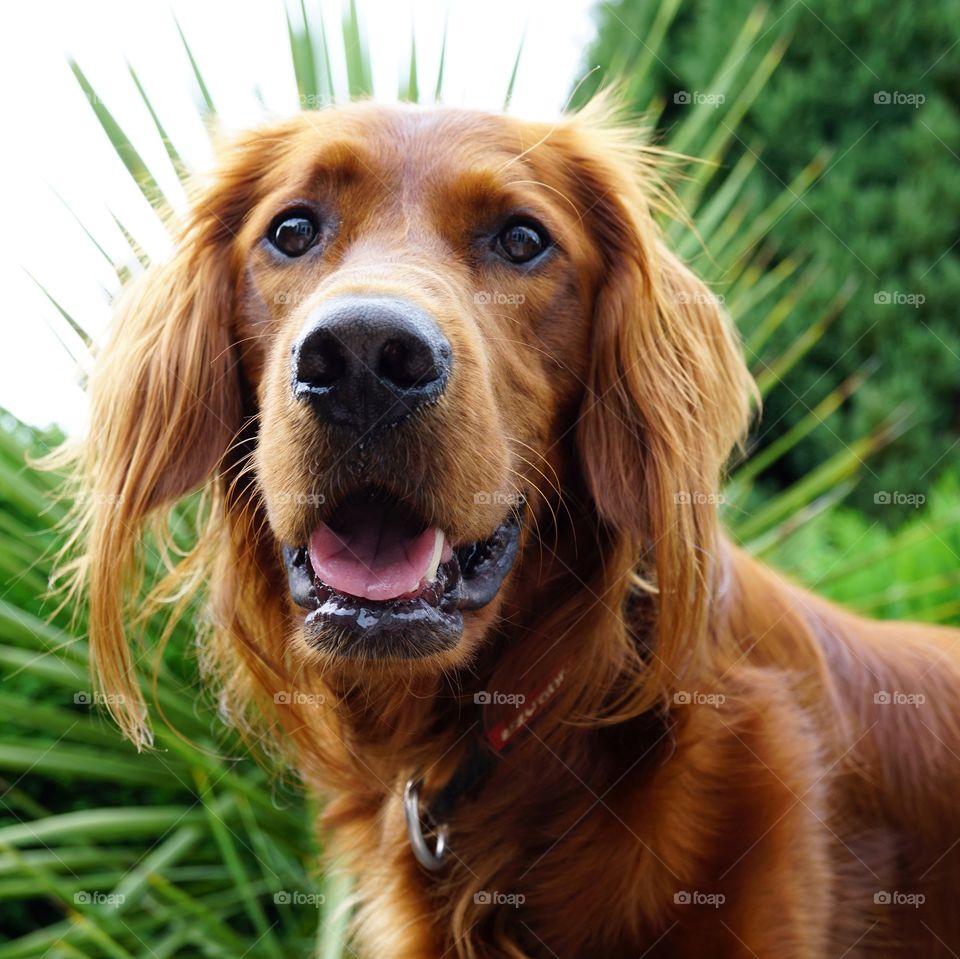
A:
317,502,662,810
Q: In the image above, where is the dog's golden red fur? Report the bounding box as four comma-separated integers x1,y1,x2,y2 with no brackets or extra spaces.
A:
62,99,960,957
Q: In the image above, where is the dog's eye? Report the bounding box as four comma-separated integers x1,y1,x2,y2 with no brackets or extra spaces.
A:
269,211,319,257
495,220,548,264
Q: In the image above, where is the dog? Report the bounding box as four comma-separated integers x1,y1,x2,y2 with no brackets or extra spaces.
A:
66,98,960,957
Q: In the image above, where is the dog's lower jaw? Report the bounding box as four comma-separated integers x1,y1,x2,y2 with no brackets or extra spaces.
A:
282,503,523,661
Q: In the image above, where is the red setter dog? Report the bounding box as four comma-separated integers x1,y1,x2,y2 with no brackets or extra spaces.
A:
67,99,960,957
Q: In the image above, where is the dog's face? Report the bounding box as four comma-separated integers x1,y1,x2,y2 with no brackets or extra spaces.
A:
238,105,600,665
78,101,753,739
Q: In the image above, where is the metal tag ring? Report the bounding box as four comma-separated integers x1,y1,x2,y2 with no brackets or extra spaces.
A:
404,778,449,871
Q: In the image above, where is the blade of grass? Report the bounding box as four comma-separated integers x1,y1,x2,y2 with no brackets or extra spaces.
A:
0,807,207,848
401,28,419,102
342,0,373,97
434,9,449,102
68,60,171,219
503,24,527,110
50,187,132,286
288,0,319,108
668,3,769,157
147,873,254,955
173,15,217,124
731,361,877,487
816,509,960,586
0,743,173,786
621,0,684,105
735,421,905,543
109,211,152,267
22,270,92,349
747,482,857,557
193,768,283,959
754,278,857,396
127,63,189,184
847,571,960,615
743,260,821,356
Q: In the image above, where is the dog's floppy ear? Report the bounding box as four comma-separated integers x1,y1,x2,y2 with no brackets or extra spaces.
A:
61,130,283,746
568,110,755,691
89,221,241,508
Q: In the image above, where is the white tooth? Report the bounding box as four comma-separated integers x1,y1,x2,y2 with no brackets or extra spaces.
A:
423,528,445,585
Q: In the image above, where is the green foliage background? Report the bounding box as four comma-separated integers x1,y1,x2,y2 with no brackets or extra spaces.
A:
581,0,960,515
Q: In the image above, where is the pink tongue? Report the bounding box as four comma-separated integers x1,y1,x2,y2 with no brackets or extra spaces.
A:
308,501,445,601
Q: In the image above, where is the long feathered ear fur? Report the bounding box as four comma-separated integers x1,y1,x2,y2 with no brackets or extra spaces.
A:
568,101,757,703
68,232,241,747
53,130,285,747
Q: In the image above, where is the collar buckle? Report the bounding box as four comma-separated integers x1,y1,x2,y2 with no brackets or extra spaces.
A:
404,778,449,871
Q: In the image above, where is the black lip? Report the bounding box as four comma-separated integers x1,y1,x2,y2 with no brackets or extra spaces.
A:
282,504,523,658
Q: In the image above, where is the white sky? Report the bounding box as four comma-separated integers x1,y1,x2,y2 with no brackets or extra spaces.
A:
0,0,597,433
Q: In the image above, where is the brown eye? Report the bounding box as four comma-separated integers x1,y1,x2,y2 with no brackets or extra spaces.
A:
495,220,548,264
269,211,319,257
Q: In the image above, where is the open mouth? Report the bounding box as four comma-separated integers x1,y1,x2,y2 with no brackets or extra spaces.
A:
282,490,523,658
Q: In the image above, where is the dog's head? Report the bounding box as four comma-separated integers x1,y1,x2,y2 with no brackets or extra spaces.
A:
70,100,753,745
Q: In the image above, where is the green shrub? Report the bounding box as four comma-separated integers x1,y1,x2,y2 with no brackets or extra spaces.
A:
582,0,960,516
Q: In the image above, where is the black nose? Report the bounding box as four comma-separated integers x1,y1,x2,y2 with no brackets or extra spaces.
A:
292,297,452,434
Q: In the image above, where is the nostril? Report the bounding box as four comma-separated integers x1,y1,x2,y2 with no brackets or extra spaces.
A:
378,337,439,389
298,332,347,388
